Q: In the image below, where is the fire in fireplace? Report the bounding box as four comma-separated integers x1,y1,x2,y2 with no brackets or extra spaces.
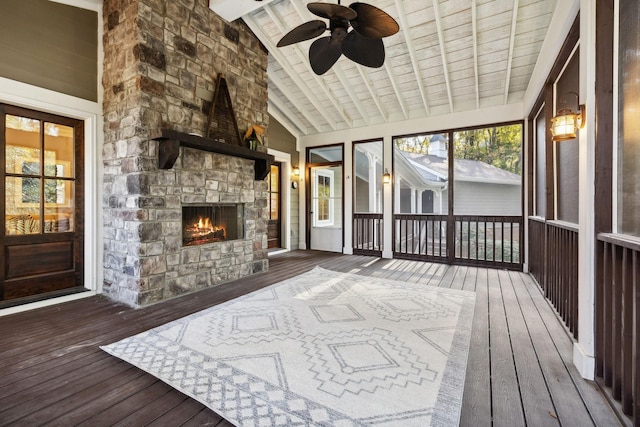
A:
182,204,244,246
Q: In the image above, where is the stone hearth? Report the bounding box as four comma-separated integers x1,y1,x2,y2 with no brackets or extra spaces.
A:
101,0,269,307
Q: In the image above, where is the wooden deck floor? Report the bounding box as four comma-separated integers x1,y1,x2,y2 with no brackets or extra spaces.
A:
0,251,622,426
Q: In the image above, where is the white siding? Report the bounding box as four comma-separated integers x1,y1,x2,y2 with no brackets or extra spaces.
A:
453,182,522,215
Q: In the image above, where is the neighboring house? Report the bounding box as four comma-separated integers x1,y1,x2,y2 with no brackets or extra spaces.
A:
398,150,521,216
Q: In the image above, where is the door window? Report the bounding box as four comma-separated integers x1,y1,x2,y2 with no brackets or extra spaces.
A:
268,163,280,221
313,169,334,227
5,115,75,235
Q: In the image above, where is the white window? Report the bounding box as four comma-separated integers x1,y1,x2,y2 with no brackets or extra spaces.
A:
313,169,334,227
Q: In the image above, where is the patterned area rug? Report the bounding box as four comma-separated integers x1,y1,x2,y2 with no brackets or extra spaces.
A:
102,267,475,426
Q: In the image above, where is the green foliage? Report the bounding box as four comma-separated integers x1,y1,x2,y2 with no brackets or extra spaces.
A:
394,125,522,175
394,135,431,154
454,125,522,175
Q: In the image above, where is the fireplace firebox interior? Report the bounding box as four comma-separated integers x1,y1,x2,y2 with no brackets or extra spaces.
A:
182,204,244,246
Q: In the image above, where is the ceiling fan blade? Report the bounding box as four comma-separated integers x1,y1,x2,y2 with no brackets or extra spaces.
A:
342,31,385,68
349,2,400,38
277,20,327,47
309,36,343,75
308,2,357,20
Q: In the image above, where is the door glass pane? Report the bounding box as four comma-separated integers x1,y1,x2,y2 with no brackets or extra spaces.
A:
268,164,279,221
316,173,332,224
312,167,342,228
44,179,74,233
44,122,74,178
6,115,41,174
5,176,40,235
270,194,279,220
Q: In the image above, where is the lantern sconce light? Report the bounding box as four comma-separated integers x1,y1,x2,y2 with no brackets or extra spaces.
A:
291,166,301,189
551,92,585,141
382,169,392,184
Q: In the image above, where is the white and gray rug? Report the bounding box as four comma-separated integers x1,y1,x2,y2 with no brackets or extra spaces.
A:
102,266,475,426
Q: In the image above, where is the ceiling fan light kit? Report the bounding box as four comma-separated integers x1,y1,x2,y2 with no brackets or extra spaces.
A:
276,1,399,75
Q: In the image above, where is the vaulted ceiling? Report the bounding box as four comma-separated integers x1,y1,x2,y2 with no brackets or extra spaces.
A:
210,0,560,137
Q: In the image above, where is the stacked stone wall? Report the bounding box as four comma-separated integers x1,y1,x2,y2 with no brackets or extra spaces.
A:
102,0,269,306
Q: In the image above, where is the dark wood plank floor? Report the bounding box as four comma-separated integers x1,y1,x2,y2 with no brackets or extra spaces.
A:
0,251,623,426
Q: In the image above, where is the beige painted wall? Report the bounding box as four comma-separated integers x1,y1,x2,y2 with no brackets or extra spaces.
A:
0,0,98,102
268,115,300,250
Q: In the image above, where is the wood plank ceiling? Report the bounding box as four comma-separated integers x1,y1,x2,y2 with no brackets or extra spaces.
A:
214,0,558,136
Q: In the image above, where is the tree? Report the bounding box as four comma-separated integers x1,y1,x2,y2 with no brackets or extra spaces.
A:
454,124,522,175
394,135,431,154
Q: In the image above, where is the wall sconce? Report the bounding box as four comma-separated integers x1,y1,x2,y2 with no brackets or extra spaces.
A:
551,92,585,141
382,169,391,184
291,166,300,189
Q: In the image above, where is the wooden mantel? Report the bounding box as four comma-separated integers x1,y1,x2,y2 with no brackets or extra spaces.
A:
151,129,274,180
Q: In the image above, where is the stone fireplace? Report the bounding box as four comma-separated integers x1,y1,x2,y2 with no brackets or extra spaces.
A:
101,0,270,307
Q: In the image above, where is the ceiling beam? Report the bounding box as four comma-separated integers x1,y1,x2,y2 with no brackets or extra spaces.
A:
472,0,480,109
269,73,323,134
332,66,371,126
393,0,430,115
268,99,303,137
432,0,454,113
504,0,519,104
243,14,338,131
263,3,353,126
356,65,387,121
383,62,408,119
208,0,277,22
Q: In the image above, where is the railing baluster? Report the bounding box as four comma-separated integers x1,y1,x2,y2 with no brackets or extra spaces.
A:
622,247,633,415
633,250,639,421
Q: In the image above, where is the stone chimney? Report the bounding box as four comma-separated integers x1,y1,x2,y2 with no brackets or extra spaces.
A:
101,0,269,307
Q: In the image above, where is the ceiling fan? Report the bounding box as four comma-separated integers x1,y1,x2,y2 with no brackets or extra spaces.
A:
276,1,399,75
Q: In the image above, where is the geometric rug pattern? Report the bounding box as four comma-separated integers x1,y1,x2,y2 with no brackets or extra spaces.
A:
102,267,475,426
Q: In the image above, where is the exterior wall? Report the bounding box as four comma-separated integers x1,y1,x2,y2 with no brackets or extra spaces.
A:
452,182,522,216
0,0,98,102
101,0,269,306
267,115,299,250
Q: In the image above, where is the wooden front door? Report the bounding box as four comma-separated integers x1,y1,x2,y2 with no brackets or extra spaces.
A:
0,104,84,304
267,163,281,249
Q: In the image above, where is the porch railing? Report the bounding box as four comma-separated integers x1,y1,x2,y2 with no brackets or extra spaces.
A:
596,233,640,420
454,215,522,269
392,214,522,269
528,217,579,337
393,214,447,261
353,213,383,256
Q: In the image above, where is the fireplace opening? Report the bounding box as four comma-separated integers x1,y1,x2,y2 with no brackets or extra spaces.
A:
182,204,244,246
